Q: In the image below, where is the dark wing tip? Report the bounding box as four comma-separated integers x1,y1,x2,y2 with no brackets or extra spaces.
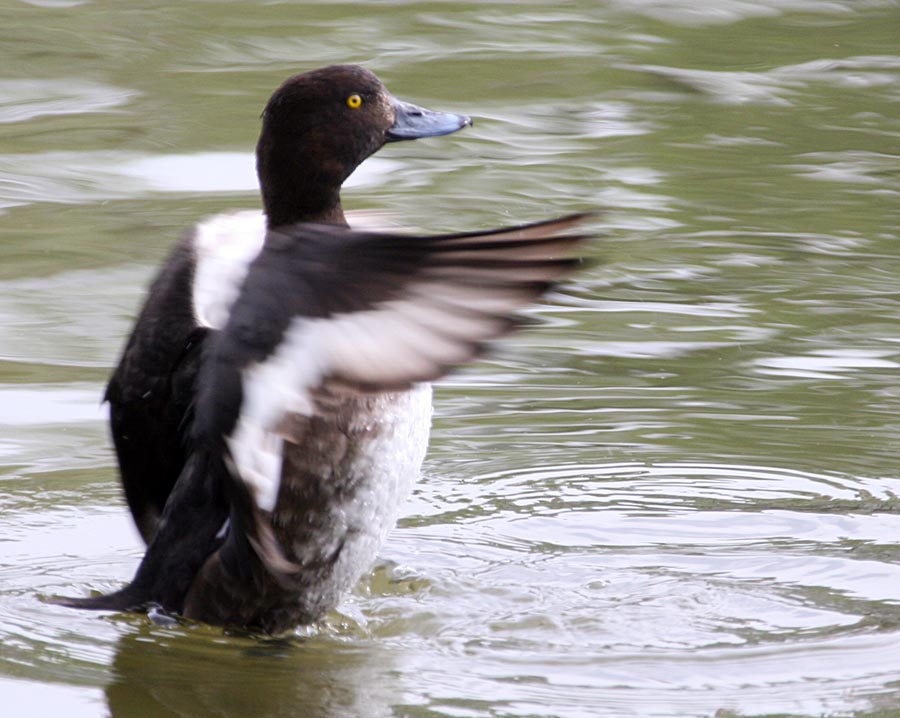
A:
45,589,139,612
431,211,600,243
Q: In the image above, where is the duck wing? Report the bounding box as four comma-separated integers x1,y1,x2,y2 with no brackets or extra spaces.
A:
105,239,210,544
196,214,593,507
202,214,593,422
57,214,595,624
190,214,594,608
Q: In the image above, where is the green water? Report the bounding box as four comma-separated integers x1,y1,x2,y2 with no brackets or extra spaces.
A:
2,1,900,717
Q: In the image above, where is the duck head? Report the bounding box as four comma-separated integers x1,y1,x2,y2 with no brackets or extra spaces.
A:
256,64,471,227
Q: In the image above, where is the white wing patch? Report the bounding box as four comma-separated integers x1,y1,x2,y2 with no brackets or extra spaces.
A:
192,210,268,330
227,419,285,513
227,284,537,512
190,209,401,330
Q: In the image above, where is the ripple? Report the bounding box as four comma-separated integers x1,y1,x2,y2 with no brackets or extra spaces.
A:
627,54,900,106
631,64,797,105
0,151,399,207
775,54,900,92
753,348,900,379
0,677,103,718
786,150,900,187
381,459,900,717
0,495,415,718
0,386,104,426
607,0,886,27
0,79,135,124
3,1,900,716
0,505,137,683
0,265,148,368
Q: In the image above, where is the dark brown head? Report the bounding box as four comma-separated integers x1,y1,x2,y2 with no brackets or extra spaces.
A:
256,65,471,228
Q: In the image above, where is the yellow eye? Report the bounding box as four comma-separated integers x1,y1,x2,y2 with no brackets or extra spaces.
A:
346,94,363,109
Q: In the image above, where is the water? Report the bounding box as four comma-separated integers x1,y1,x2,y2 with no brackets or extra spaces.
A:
2,1,899,716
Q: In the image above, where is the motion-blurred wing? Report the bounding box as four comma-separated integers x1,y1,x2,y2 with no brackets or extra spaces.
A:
195,214,595,514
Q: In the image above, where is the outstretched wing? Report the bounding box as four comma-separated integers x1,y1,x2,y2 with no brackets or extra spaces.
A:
198,215,592,426
194,213,594,519
54,213,595,618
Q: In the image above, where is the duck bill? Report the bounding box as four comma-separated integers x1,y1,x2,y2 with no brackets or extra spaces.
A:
386,98,472,142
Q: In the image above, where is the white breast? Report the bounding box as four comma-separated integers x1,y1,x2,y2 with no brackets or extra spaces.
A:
319,384,434,590
228,381,433,599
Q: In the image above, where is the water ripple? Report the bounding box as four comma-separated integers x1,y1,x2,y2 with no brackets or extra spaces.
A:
383,459,900,716
608,0,894,27
0,79,135,124
0,151,397,208
628,54,900,106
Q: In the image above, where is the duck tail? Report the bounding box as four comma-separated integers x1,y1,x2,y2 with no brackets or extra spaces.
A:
50,449,230,614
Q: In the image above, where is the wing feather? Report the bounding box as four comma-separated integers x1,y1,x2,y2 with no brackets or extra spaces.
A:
195,213,596,516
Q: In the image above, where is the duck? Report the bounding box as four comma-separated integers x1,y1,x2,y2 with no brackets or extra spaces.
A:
106,64,473,546
57,65,593,634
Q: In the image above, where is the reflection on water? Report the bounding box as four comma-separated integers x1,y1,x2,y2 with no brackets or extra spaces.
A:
103,624,403,718
1,0,900,716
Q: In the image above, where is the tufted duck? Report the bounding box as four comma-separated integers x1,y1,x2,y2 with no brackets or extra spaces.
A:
56,65,593,633
106,65,472,546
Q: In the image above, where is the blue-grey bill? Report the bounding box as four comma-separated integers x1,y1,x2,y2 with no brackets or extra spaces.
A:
386,98,472,142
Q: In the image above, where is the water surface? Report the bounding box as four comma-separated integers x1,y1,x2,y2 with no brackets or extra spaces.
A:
2,1,899,717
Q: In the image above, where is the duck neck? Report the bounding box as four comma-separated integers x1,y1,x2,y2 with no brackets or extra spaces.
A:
263,187,347,228
256,138,349,229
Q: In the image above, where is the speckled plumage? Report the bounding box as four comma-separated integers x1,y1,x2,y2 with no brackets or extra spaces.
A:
183,386,432,633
